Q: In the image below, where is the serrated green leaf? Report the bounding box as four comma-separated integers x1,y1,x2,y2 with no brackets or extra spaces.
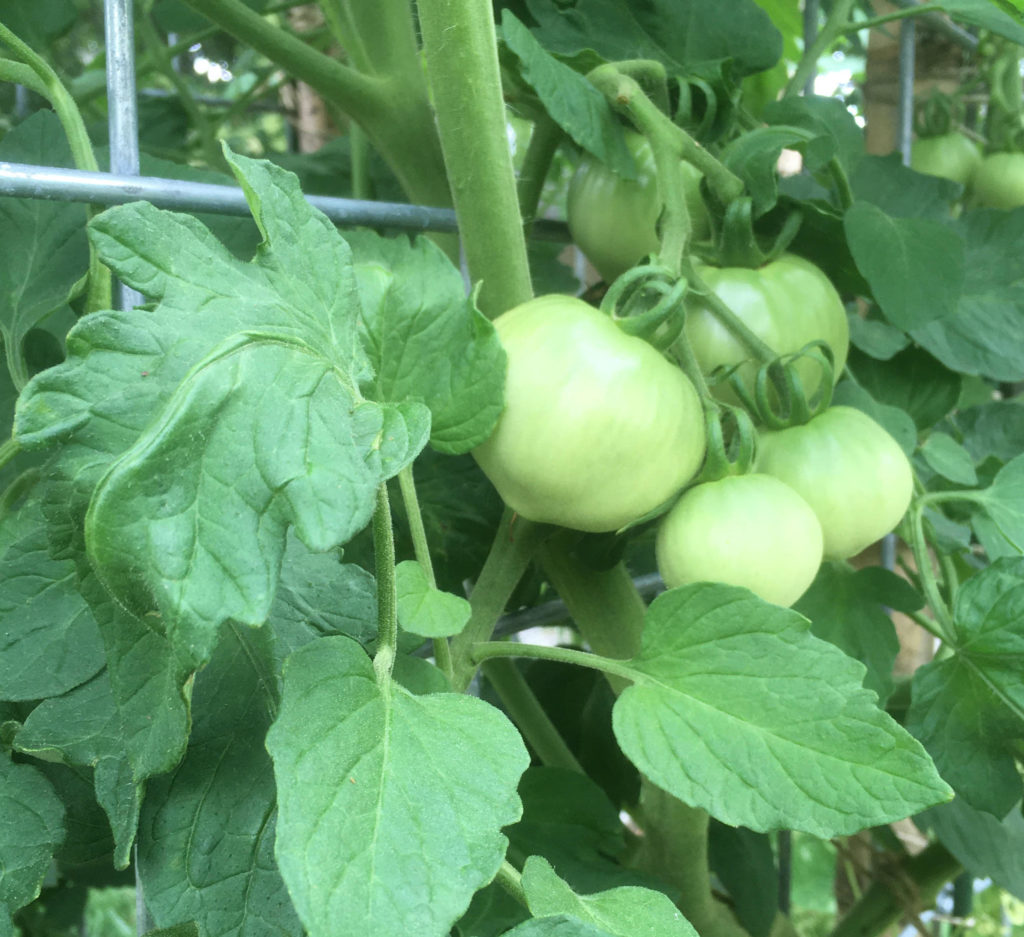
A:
395,560,471,638
501,12,635,178
524,0,782,78
907,558,1024,816
139,625,302,937
0,111,88,388
844,201,964,331
976,454,1024,552
266,636,530,937
919,796,1024,901
17,150,429,670
921,432,978,486
612,584,952,835
851,154,962,220
0,755,65,921
522,856,696,937
0,521,104,700
795,564,919,701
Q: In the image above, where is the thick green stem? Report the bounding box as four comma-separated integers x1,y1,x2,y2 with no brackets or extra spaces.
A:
179,0,453,213
418,0,533,316
448,510,549,693
843,4,944,34
785,0,858,98
0,438,20,474
349,122,370,200
830,843,961,937
631,781,747,937
372,484,398,685
517,115,562,230
907,503,955,641
481,658,584,773
588,65,745,209
495,860,528,907
397,465,453,680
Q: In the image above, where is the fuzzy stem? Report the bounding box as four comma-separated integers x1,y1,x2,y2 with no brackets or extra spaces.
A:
495,860,528,907
417,0,533,315
472,640,637,683
517,115,562,230
481,657,584,773
448,510,549,692
372,484,398,685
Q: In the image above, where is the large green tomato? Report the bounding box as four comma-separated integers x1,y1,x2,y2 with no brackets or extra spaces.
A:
473,295,706,533
910,132,981,188
655,474,823,607
567,130,711,282
681,254,849,407
970,152,1024,210
754,406,914,560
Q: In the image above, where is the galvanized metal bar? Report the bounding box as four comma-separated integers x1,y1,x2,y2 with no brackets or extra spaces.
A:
898,17,917,166
0,160,571,239
105,0,144,310
803,0,821,96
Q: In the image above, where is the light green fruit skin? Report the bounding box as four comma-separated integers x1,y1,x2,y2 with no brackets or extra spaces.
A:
682,253,849,408
473,295,706,533
655,474,824,607
971,152,1024,210
567,130,711,282
754,406,914,560
910,133,982,188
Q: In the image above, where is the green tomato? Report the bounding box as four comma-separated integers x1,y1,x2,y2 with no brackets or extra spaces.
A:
681,254,849,407
754,406,914,560
655,474,823,607
473,295,706,533
910,132,981,188
970,152,1024,210
567,130,711,282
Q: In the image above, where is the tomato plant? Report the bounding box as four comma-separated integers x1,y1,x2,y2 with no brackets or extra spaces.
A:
754,406,915,560
3,3,1024,937
472,294,705,532
682,253,849,405
655,473,823,607
910,132,982,188
567,129,710,281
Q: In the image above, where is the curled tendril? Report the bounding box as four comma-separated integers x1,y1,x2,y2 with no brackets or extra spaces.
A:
694,401,757,485
600,263,689,350
718,340,836,429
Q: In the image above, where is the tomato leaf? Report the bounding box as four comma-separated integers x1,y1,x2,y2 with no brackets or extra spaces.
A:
0,755,66,925
0,112,89,388
831,381,917,457
937,0,1024,44
501,11,636,179
851,153,963,221
345,228,505,454
612,583,952,835
762,95,865,174
844,201,964,331
976,454,1024,551
912,209,1024,381
957,400,1024,463
919,796,1024,900
907,559,1024,817
138,626,303,937
720,126,817,216
845,313,910,361
521,855,697,937
266,636,529,937
395,560,471,638
18,150,430,670
502,916,616,937
795,564,919,702
921,432,979,486
524,0,782,78
707,822,777,937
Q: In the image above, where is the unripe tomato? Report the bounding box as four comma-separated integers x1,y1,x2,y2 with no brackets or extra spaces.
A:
567,130,711,282
655,474,823,607
910,132,981,188
970,152,1024,210
473,295,706,533
681,254,849,407
754,406,914,560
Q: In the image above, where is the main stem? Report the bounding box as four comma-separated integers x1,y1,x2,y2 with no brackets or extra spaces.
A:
417,0,533,316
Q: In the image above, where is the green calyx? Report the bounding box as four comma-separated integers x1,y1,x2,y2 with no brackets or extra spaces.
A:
715,197,803,270
693,402,757,485
600,263,688,350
